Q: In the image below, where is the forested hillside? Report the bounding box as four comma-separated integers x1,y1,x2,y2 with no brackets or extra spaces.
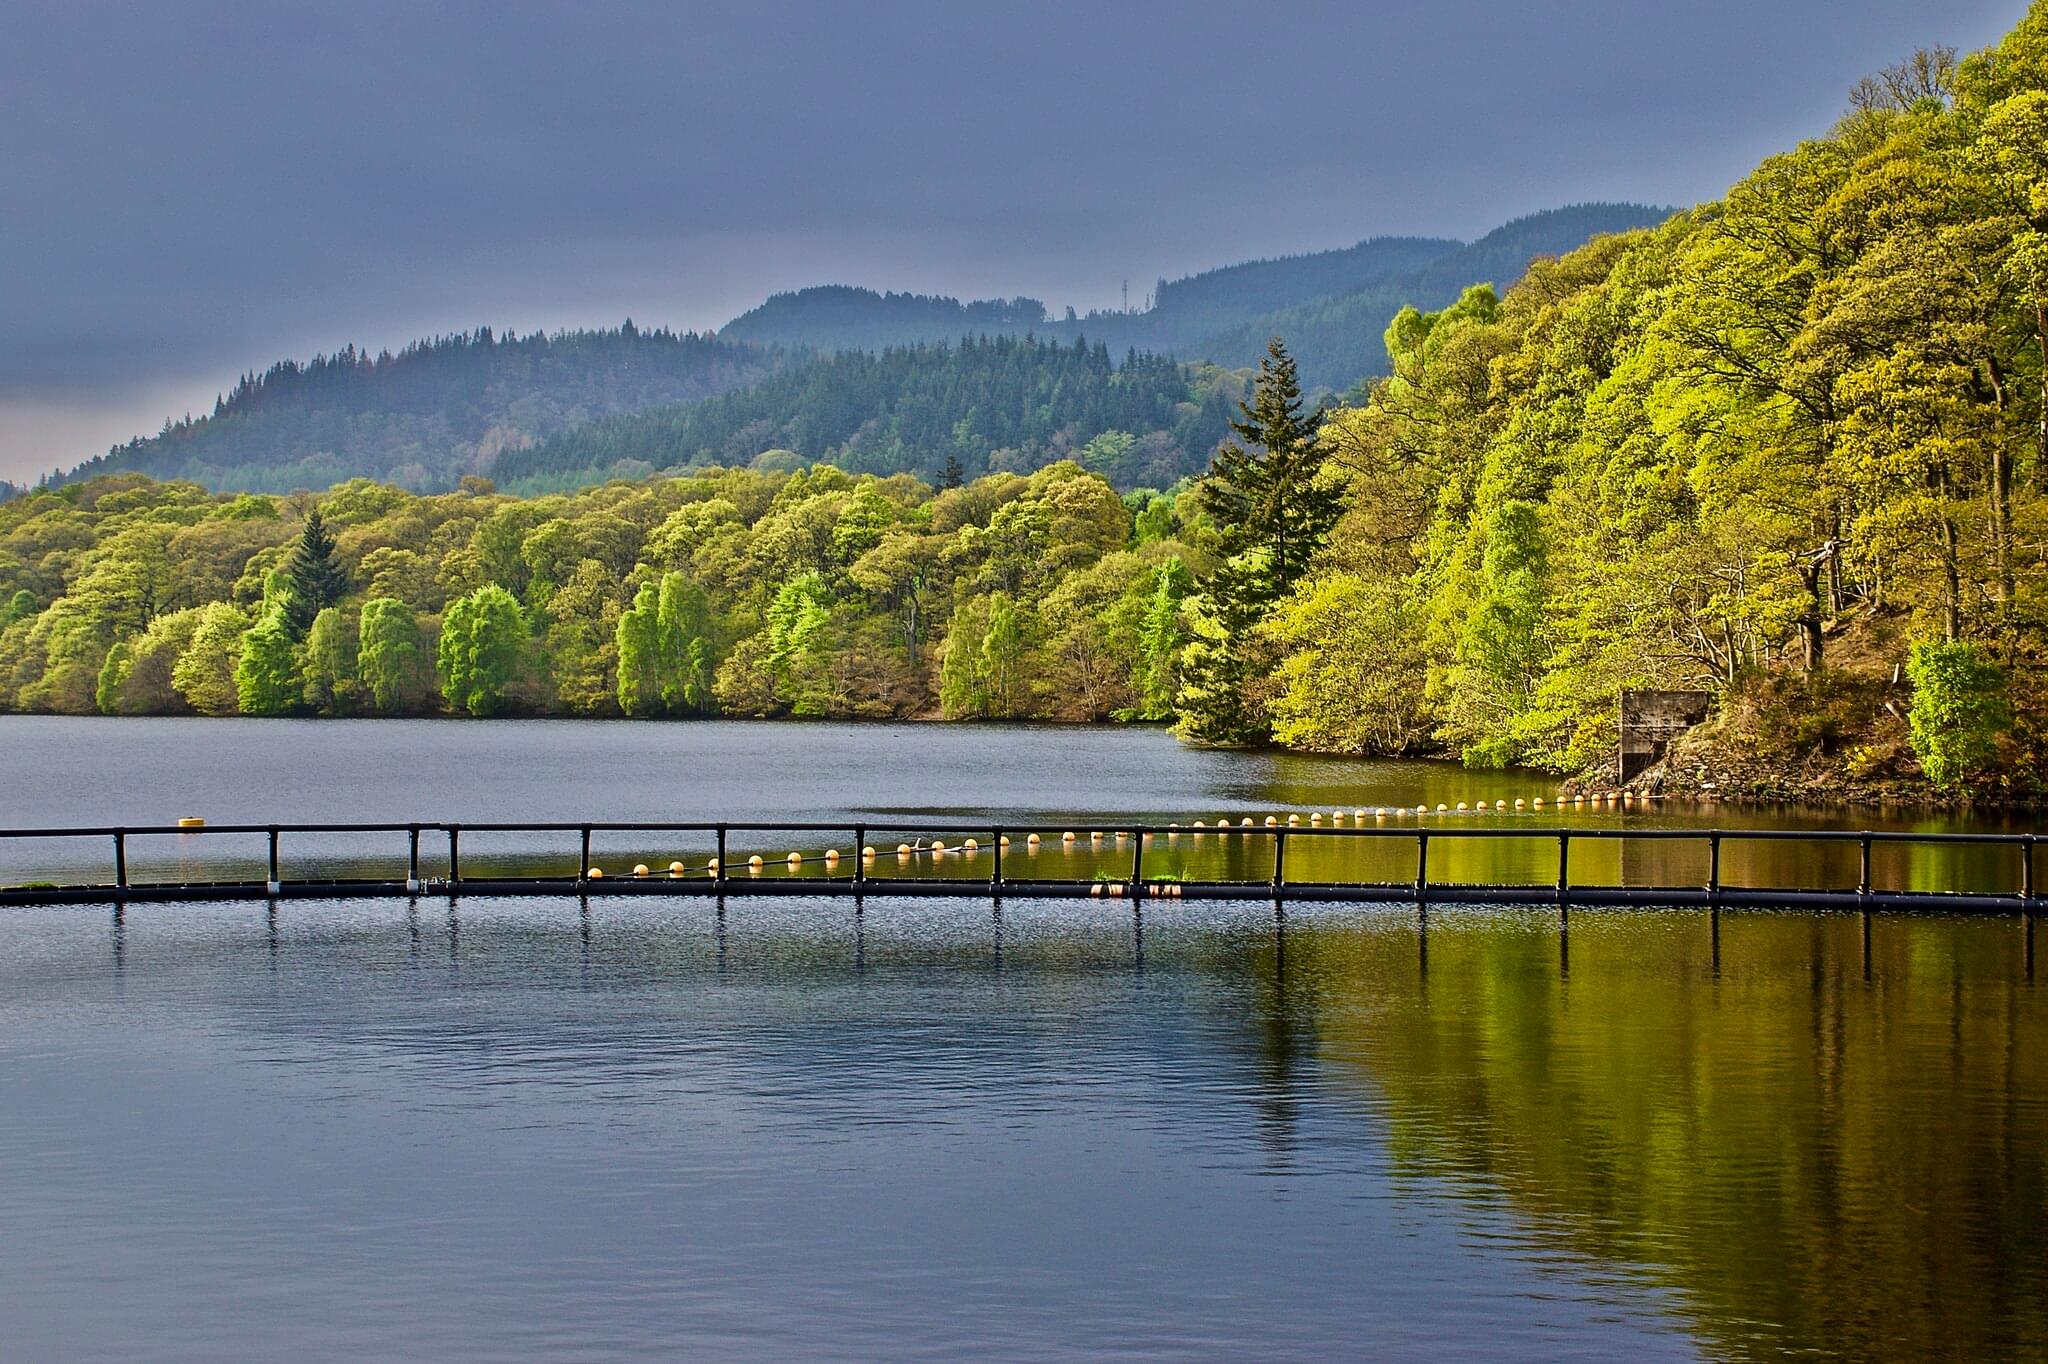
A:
1177,23,2048,799
710,206,1667,389
1194,205,1673,389
64,325,776,494
492,336,1241,492
42,206,1654,498
717,288,1050,352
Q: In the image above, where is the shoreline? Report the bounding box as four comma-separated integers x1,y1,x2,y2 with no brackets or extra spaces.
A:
5,708,2037,814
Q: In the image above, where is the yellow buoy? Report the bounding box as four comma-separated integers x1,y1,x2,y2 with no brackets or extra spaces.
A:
1331,811,1344,825
177,816,205,829
1027,832,1042,846
1416,804,1428,816
931,840,947,855
1288,814,1301,827
1532,797,1544,810
747,854,764,871
862,846,877,859
587,866,605,879
1309,813,1323,826
706,857,721,873
1265,816,1279,828
1192,820,1206,829
633,863,651,878
1514,798,1525,810
963,838,978,853
1375,809,1388,821
999,835,1011,847
1457,801,1469,812
1062,831,1076,844
1240,817,1254,828
787,852,803,867
1494,799,1505,812
1091,831,1105,843
669,860,686,876
897,843,913,855
825,848,841,863
1436,803,1449,814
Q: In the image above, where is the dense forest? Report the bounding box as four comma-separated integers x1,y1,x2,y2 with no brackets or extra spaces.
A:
493,335,1241,492
0,462,1204,727
5,10,2047,804
1224,21,2048,799
59,325,778,494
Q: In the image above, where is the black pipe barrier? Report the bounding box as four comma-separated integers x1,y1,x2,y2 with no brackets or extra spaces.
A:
0,819,2038,913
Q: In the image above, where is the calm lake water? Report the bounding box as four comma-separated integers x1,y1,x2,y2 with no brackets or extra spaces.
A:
0,718,2042,1360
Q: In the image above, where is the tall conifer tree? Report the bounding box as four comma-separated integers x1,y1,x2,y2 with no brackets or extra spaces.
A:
284,508,348,636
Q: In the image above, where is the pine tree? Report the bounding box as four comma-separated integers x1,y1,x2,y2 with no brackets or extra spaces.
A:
1176,339,1340,744
1202,338,1340,605
284,508,348,636
940,453,966,490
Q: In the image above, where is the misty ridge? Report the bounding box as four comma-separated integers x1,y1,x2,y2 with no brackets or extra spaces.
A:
36,203,1664,498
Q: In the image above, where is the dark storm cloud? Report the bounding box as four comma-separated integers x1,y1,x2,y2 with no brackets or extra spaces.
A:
0,0,2030,475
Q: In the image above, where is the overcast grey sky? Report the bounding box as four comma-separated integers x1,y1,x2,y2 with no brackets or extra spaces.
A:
0,0,2029,482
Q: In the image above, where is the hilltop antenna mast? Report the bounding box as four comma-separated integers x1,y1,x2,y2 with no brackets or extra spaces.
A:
1122,279,1129,313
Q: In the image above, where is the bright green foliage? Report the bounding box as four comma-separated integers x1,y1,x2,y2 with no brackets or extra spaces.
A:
437,585,527,716
172,602,249,716
301,606,359,714
980,593,1025,715
621,571,719,716
0,590,35,632
357,598,429,713
1132,558,1191,720
762,572,835,716
1234,11,2048,786
656,573,716,712
615,582,663,717
95,642,133,716
1176,551,1278,746
101,608,205,715
937,597,990,718
236,609,304,716
1906,642,2011,787
1262,574,1429,754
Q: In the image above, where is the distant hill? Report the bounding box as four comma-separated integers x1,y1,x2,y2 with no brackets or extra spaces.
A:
66,324,777,493
718,287,1049,352
51,202,1673,495
1194,205,1675,389
493,335,1240,493
714,204,1671,392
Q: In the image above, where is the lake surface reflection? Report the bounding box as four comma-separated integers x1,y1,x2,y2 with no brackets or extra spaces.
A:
0,719,2041,1359
0,896,2039,1360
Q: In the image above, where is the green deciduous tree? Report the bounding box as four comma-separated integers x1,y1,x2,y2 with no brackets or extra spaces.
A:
1907,641,2011,786
172,602,250,716
357,598,430,713
236,608,304,716
437,584,528,716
